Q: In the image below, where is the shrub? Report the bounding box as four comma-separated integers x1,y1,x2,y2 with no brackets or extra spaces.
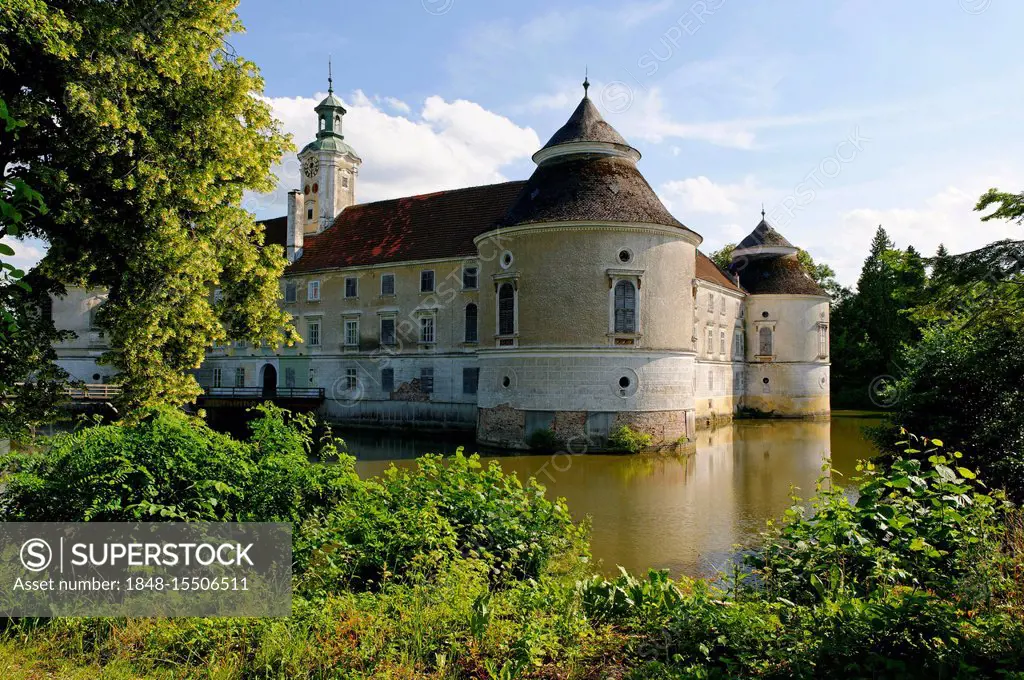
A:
608,425,653,453
748,432,1010,606
526,427,561,452
0,404,357,523
294,451,586,595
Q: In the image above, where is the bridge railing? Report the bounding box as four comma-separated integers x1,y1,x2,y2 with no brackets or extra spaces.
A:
65,384,121,401
200,386,325,400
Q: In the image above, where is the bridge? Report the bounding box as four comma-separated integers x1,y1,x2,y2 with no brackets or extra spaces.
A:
196,386,326,410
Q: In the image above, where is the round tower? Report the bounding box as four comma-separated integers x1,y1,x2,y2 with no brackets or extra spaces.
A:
731,217,830,417
474,79,703,450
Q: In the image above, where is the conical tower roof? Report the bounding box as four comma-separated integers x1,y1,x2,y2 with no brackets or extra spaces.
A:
731,213,825,296
540,96,630,150
502,81,691,234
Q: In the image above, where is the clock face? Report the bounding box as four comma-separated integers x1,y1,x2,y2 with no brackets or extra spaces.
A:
302,156,319,179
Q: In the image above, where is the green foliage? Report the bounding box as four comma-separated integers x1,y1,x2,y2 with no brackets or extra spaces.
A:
750,434,1008,605
0,404,357,522
2,419,1022,678
880,310,1024,500
708,243,735,270
830,226,929,407
0,95,71,438
526,427,561,452
294,451,584,594
0,0,298,410
609,425,653,453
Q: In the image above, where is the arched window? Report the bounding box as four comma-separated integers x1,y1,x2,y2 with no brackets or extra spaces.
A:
498,283,515,336
465,303,478,343
758,326,774,356
614,280,636,333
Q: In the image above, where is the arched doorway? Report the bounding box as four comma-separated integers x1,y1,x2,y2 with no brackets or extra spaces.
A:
261,364,277,397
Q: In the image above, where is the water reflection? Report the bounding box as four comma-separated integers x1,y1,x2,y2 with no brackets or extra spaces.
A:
349,413,881,578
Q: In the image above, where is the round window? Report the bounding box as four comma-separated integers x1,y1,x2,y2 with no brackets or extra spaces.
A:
502,376,511,388
92,373,100,381
500,251,514,270
762,377,770,384
618,249,632,264
618,376,631,389
761,311,769,318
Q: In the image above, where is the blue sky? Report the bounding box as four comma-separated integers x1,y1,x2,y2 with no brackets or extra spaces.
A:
9,0,1024,285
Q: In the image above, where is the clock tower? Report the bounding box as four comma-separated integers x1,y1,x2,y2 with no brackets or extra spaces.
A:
295,63,362,235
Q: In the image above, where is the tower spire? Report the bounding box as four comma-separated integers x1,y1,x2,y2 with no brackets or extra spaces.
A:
761,203,766,220
327,56,333,94
583,66,590,98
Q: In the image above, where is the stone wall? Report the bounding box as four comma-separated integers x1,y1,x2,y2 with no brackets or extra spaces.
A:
477,403,526,449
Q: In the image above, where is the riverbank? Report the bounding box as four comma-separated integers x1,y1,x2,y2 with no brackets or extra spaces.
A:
1,407,1021,678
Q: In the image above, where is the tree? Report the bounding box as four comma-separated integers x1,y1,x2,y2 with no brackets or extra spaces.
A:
1,0,298,410
797,248,843,298
1,96,71,438
709,243,735,270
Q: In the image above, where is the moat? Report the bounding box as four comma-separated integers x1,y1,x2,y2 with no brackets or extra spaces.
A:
343,412,880,578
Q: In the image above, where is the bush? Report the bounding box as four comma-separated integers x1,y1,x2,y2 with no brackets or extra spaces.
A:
294,451,586,594
0,404,357,523
749,433,1009,606
608,425,653,453
526,427,561,452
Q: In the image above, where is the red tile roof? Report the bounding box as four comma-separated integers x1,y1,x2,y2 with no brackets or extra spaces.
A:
696,251,744,293
286,181,526,273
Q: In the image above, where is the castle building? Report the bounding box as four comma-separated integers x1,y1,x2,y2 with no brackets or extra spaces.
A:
55,78,831,449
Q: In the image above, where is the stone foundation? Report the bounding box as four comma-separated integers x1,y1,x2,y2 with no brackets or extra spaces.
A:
477,403,526,449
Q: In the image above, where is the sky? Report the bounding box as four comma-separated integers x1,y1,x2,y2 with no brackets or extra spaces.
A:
8,0,1024,285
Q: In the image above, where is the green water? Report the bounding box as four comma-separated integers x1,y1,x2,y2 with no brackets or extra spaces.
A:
346,412,882,578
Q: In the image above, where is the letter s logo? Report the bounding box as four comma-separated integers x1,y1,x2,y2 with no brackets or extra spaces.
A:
20,538,53,572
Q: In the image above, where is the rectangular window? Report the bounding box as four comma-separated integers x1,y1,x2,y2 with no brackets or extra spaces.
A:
420,270,435,293
234,367,245,388
285,367,296,388
212,368,222,388
734,330,744,357
345,367,357,391
706,327,714,356
342,176,349,188
420,316,435,343
345,277,358,298
465,304,478,343
707,369,713,391
380,318,396,345
720,329,726,354
420,367,434,393
463,367,479,395
462,266,478,290
707,292,714,312
306,207,314,221
381,367,394,393
380,273,395,296
720,297,726,315
759,327,773,356
285,281,297,303
307,319,321,347
344,318,359,346
309,368,317,385
307,280,321,302
819,324,829,358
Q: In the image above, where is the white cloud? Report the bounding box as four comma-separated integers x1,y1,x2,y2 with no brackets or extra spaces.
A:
383,97,411,114
659,175,762,215
1,237,46,273
832,184,1024,283
249,91,540,217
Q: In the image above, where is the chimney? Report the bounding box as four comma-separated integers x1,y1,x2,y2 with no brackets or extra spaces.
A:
286,190,304,263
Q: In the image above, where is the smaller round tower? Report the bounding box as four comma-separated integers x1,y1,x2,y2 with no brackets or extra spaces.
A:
731,216,830,417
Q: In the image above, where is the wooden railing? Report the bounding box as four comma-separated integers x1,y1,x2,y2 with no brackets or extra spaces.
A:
65,384,121,401
200,386,325,400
